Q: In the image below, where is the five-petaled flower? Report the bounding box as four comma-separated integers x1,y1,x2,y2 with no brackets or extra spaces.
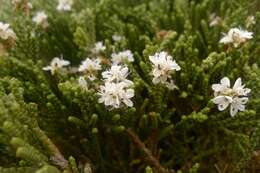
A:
212,77,251,117
33,11,48,28
102,65,131,83
0,22,16,41
43,57,70,75
246,16,256,28
92,42,106,54
111,50,134,65
112,35,123,42
149,51,181,89
78,58,102,81
57,0,73,11
219,27,253,47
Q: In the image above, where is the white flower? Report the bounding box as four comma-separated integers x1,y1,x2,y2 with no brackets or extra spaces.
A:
78,76,88,90
27,2,33,9
102,65,133,85
98,81,134,108
111,50,134,64
219,28,253,47
78,58,101,81
149,51,180,89
165,80,178,90
33,11,48,28
0,22,16,40
92,41,106,54
43,57,70,75
99,63,134,109
212,77,251,117
57,0,73,11
112,35,123,42
209,14,222,27
246,16,256,28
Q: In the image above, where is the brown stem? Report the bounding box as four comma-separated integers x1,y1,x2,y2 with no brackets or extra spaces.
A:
251,150,260,169
24,0,30,16
126,129,174,173
33,126,71,172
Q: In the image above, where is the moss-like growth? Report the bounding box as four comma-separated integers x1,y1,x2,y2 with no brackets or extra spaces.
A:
0,0,259,172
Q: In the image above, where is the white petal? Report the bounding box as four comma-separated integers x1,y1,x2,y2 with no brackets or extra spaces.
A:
98,97,104,103
212,84,222,92
152,69,162,77
121,67,129,76
243,88,251,95
105,97,113,106
217,101,230,111
152,77,160,84
42,66,51,71
237,104,245,111
230,105,238,117
123,99,133,107
219,35,233,44
126,89,135,98
220,77,230,87
233,78,242,90
212,96,227,104
237,97,248,104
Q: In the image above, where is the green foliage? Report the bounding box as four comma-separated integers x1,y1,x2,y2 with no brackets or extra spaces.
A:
0,0,259,173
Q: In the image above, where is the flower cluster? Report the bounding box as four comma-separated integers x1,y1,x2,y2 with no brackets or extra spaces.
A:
219,27,253,47
212,77,251,117
111,50,134,65
98,65,134,109
43,56,70,75
57,0,73,12
0,22,16,41
32,5,253,115
149,51,181,90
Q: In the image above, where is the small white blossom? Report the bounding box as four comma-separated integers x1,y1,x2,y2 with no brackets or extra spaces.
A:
209,14,222,27
43,57,70,75
78,76,88,90
112,35,123,42
0,22,16,40
212,77,251,117
98,81,134,108
27,2,33,9
111,50,134,64
149,51,180,89
57,0,73,11
219,27,253,47
246,16,256,28
102,65,133,85
92,41,106,54
165,80,178,90
33,11,48,28
78,58,101,81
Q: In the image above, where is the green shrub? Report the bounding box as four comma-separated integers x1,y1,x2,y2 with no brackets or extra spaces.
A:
0,0,259,172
